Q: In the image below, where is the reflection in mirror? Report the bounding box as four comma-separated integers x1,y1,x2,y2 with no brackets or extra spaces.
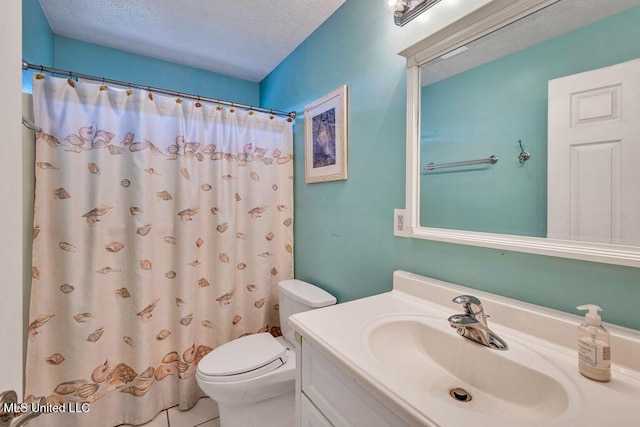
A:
419,0,640,246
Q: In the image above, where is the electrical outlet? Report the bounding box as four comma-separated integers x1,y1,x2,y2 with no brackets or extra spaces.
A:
394,209,407,237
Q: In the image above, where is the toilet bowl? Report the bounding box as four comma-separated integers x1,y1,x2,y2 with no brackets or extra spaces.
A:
196,279,336,427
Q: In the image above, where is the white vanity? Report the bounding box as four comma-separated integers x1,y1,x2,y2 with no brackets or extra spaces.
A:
289,271,640,426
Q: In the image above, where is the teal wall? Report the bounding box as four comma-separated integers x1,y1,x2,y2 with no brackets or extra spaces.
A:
21,0,258,105
261,0,640,330
22,0,640,329
421,7,640,237
52,37,259,105
22,0,54,92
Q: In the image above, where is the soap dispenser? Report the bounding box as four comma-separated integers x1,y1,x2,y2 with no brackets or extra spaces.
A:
576,304,611,382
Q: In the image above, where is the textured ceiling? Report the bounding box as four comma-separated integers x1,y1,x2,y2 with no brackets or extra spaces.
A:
38,0,346,82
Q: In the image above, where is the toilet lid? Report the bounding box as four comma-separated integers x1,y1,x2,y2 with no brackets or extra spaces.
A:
198,333,288,382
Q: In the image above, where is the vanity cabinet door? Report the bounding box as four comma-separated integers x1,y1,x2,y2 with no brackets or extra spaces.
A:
301,339,408,427
301,394,333,427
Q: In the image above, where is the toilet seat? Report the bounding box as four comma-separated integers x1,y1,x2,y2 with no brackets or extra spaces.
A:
198,333,288,382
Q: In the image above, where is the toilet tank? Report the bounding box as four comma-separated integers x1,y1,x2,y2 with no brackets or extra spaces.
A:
278,279,336,347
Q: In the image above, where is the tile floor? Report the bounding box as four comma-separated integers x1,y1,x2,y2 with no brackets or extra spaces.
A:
119,397,219,427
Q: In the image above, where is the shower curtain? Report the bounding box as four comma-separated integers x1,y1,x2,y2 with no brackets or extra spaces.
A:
26,75,293,427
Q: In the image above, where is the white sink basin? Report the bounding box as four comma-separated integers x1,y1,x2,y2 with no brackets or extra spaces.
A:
364,314,570,422
290,271,640,427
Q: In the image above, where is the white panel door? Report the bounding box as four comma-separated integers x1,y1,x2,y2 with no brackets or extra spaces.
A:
548,58,640,245
0,0,24,401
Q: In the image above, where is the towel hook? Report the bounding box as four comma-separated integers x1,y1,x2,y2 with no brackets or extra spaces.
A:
517,139,530,164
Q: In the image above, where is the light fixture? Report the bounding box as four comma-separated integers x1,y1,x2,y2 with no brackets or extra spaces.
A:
387,0,443,26
383,0,404,10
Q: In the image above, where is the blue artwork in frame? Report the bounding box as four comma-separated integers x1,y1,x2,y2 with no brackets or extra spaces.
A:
304,86,348,183
311,108,336,169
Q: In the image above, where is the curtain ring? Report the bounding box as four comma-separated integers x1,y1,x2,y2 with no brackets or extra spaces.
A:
195,96,202,108
36,65,46,80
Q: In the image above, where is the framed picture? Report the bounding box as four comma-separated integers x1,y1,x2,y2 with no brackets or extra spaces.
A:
304,85,348,183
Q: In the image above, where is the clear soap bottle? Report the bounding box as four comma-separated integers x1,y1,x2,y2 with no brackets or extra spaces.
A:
577,304,611,382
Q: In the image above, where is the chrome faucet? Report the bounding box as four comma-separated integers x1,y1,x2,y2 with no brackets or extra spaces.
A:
447,295,508,350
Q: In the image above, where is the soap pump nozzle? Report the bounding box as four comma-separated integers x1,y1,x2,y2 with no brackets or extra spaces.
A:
577,304,602,326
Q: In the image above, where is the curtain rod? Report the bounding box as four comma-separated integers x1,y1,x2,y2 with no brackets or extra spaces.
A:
22,60,296,119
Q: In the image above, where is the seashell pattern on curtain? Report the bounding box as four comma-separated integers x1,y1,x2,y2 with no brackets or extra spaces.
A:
26,75,293,427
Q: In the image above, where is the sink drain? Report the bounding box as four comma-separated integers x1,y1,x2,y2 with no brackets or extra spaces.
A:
449,387,472,402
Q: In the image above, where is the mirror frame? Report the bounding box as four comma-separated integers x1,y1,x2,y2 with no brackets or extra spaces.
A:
400,0,640,268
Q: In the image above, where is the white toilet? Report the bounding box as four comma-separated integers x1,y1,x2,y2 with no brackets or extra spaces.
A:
196,279,336,427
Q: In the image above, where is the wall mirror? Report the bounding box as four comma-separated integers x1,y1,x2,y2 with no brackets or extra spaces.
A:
401,0,640,268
